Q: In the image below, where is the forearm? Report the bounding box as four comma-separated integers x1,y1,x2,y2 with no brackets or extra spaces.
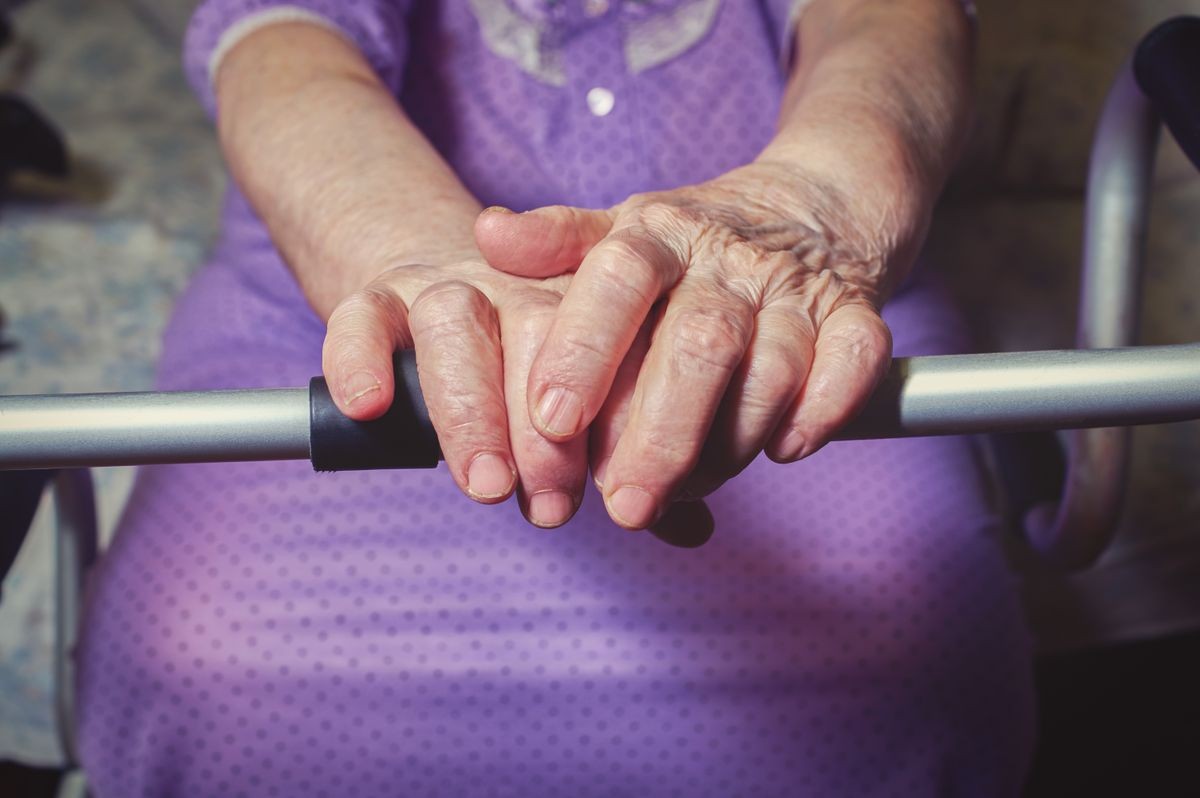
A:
758,0,973,254
215,22,482,320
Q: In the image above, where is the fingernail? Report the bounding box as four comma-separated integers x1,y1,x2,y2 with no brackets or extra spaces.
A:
528,490,575,528
483,205,514,215
592,458,610,489
778,427,808,462
535,386,583,437
608,486,657,530
341,371,380,407
467,453,515,500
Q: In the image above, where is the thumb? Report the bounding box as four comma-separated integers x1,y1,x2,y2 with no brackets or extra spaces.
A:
475,205,613,278
322,284,412,421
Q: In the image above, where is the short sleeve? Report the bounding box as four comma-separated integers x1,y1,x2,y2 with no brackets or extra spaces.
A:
762,0,978,72
183,0,411,118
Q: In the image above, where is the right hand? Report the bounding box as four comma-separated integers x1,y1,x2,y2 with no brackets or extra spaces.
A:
321,249,587,529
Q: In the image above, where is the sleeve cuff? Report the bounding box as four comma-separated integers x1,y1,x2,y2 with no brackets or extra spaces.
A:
778,0,815,73
779,0,978,73
184,0,408,119
205,7,357,88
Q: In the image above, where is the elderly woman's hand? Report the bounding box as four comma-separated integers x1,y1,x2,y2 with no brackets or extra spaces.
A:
472,0,974,539
215,21,601,530
475,160,919,533
321,256,587,529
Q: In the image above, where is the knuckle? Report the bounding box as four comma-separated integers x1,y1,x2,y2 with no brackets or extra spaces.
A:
510,308,557,343
826,314,892,367
329,284,400,328
413,279,485,313
633,203,696,259
596,232,669,278
722,239,772,276
669,305,751,373
631,198,701,233
501,289,561,338
632,200,680,228
324,287,410,361
589,247,663,310
616,192,662,218
410,280,492,333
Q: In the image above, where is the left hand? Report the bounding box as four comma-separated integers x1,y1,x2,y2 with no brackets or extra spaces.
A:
475,161,922,538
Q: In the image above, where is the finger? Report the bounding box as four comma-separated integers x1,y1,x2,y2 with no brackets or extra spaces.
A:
683,300,817,498
765,303,892,462
408,280,516,504
528,222,688,442
474,205,614,278
589,313,655,492
322,283,414,421
602,288,755,530
498,291,589,528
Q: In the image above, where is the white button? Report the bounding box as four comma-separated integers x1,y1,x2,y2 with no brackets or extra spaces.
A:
584,0,609,17
586,87,615,117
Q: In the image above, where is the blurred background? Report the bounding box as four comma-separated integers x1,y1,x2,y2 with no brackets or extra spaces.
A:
0,0,1198,793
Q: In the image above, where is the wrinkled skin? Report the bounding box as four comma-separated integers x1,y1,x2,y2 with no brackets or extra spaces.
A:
322,160,912,544
322,255,581,526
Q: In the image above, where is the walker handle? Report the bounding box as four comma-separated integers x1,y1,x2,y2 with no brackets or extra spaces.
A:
1134,16,1200,172
309,349,440,470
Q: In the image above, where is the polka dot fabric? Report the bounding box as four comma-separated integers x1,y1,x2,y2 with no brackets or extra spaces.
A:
77,2,1034,795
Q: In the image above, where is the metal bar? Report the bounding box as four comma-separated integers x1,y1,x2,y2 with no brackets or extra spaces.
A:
2,346,1199,471
53,469,97,767
0,388,310,469
839,344,1200,439
1022,59,1164,568
1079,62,1159,350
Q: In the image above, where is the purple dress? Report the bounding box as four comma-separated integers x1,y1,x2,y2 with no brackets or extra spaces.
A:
76,2,1033,795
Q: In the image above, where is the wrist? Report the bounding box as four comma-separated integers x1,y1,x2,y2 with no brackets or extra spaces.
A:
215,23,486,320
761,110,933,225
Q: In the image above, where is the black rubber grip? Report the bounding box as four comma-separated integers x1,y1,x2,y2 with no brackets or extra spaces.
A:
309,349,442,471
1134,16,1200,173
